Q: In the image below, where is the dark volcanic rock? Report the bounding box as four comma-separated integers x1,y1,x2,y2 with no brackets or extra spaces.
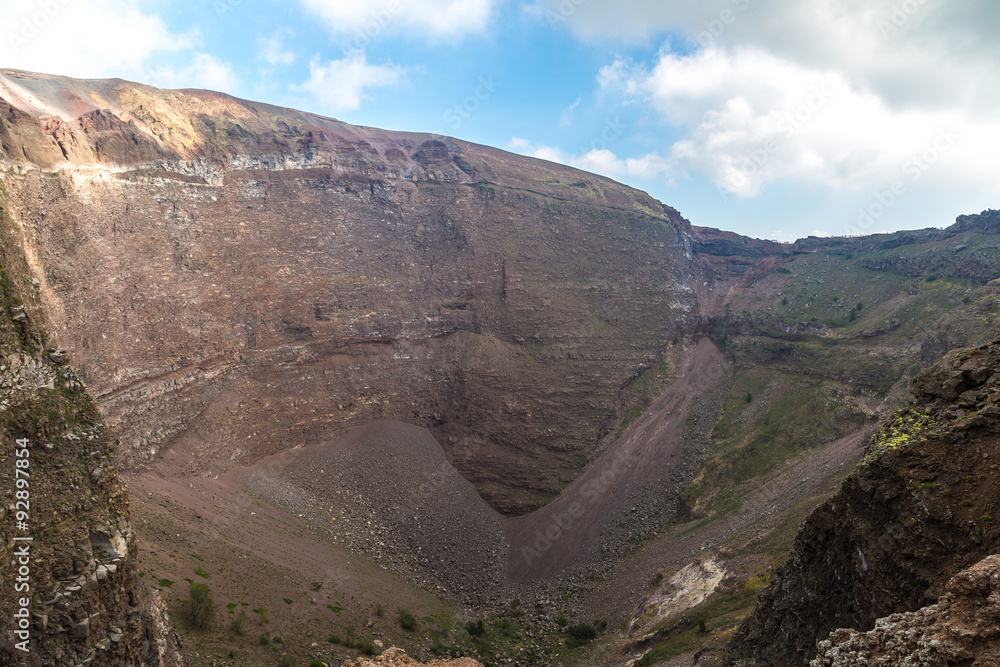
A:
812,554,1000,666
727,339,1000,666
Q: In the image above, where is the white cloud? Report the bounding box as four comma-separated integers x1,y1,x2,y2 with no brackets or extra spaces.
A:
603,47,1000,198
0,0,191,81
559,97,581,126
294,51,407,113
148,53,239,93
508,137,671,182
297,0,497,40
258,28,297,67
541,0,1000,113
812,229,832,238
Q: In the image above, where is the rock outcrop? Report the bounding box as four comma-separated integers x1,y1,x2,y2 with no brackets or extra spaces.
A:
727,339,1000,666
341,646,483,667
812,554,1000,666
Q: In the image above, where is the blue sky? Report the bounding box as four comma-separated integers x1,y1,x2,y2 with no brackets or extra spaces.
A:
3,0,999,241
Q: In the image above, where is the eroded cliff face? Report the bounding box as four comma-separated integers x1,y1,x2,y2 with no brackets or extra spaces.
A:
727,340,1000,666
0,186,179,665
0,68,703,515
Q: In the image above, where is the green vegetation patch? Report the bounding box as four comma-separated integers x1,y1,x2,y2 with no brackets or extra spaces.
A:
634,574,770,666
864,409,935,464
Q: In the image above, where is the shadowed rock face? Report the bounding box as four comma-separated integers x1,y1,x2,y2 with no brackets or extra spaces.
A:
727,340,1000,666
0,69,707,515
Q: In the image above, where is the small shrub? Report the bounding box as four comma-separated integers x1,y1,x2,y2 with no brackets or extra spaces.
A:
926,273,938,282
555,615,568,628
567,623,596,640
964,295,973,304
328,633,341,644
781,296,788,305
188,582,215,629
157,578,174,588
745,392,753,403
253,607,269,624
398,609,417,631
311,661,326,667
194,567,210,579
375,603,385,617
358,639,376,655
311,582,323,591
856,301,863,311
230,608,248,635
277,657,295,667
283,598,294,605
259,630,271,645
565,623,597,647
848,310,856,322
465,619,485,637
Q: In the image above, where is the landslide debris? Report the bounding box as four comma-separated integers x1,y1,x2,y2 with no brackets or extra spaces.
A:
727,339,1000,666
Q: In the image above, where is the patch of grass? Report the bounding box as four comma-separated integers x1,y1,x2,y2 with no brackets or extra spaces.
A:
194,567,210,579
283,598,294,605
157,578,174,588
327,604,342,614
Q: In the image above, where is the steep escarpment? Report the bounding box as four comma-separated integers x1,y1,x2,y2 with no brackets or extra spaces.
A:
0,187,179,665
6,68,1000,666
0,68,701,516
727,339,1000,666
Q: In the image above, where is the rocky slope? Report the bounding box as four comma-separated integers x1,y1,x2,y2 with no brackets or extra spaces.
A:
4,68,1000,666
341,646,483,666
812,554,1000,666
0,68,704,516
728,339,1000,666
0,185,180,665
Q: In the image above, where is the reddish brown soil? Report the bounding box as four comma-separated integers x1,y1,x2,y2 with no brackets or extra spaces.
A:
130,466,459,666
